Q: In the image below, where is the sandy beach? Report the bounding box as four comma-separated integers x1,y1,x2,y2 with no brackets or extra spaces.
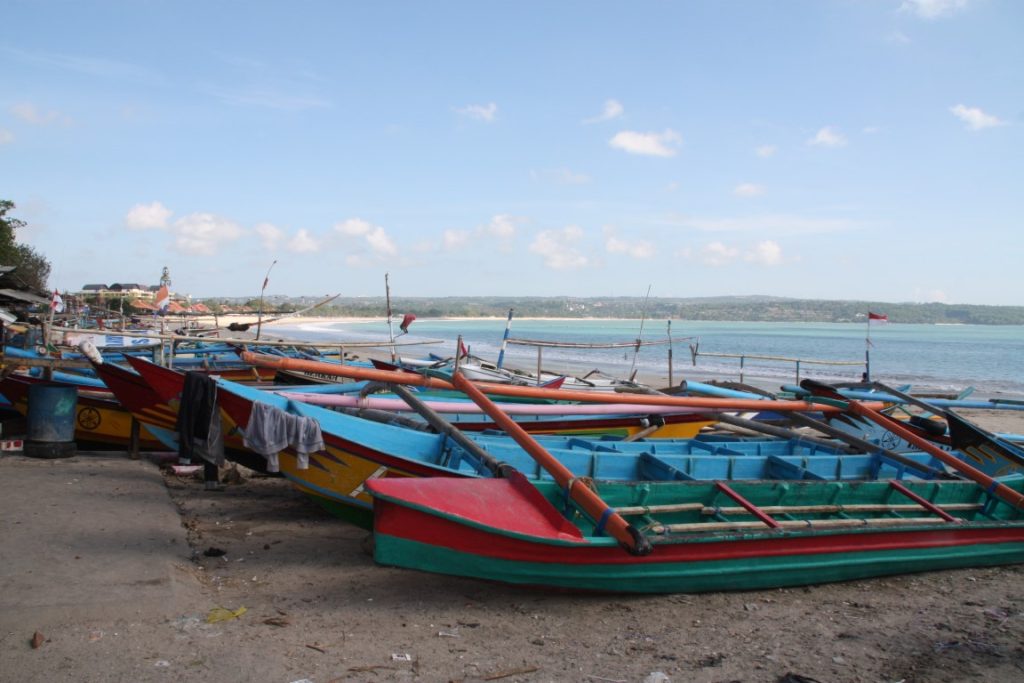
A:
2,408,1023,683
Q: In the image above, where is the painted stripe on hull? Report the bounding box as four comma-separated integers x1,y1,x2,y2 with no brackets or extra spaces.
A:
373,497,1024,566
373,532,1024,593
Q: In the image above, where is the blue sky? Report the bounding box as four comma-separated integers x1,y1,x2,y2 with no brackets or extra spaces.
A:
2,0,1021,304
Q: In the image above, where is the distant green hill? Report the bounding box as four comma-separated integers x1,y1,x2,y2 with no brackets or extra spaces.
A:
215,295,1024,325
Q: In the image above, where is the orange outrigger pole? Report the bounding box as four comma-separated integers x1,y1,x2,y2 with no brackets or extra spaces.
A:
450,370,653,555
239,351,882,414
801,379,1024,510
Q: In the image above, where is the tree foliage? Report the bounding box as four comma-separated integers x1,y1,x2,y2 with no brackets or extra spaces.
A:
0,200,51,291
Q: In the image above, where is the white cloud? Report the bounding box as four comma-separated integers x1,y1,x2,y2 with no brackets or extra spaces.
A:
455,102,498,122
605,234,654,259
432,214,521,253
334,218,397,256
0,129,15,145
808,126,847,147
700,242,740,267
609,129,681,157
733,183,765,198
442,229,471,250
485,214,518,239
755,145,777,158
675,246,692,259
744,240,783,266
863,125,881,134
583,99,624,124
336,218,373,237
254,222,284,250
125,201,172,230
886,30,912,45
949,104,1004,130
365,227,397,255
172,213,244,256
529,225,588,269
288,228,319,253
10,102,71,126
900,0,972,20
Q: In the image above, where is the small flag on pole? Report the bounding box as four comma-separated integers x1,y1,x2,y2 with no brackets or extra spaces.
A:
50,289,64,313
399,313,416,334
868,311,888,324
155,285,170,313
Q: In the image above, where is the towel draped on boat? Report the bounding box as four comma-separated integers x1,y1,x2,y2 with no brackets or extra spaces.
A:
243,401,324,472
176,371,225,467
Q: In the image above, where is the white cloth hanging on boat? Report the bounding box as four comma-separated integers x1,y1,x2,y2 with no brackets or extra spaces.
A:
243,401,324,473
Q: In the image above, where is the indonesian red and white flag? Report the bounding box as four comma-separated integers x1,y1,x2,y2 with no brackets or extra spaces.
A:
155,285,170,313
868,311,888,324
50,289,64,313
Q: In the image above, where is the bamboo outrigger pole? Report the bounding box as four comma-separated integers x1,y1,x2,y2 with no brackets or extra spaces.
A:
447,347,652,556
385,273,397,363
801,379,1024,510
255,259,277,341
238,351,883,413
496,307,514,370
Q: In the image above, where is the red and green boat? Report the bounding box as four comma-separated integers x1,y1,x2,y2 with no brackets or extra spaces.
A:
367,472,1024,593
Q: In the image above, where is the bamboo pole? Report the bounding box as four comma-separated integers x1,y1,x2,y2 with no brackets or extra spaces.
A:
801,379,1024,510
652,517,949,534
450,365,653,556
239,351,882,413
616,502,982,516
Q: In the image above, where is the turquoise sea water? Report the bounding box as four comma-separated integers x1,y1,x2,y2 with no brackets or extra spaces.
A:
271,319,1024,399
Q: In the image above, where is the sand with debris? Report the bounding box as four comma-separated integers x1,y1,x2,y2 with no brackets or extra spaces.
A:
1,410,1023,683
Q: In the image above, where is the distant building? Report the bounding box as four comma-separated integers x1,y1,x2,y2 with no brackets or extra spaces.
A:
108,283,146,294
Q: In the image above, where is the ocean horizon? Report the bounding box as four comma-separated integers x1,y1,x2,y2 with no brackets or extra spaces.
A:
269,318,1024,400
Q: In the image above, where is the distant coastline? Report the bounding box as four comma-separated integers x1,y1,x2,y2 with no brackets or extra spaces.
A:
202,295,1024,326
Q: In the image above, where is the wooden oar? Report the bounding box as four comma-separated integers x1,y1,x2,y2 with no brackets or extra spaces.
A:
449,369,653,556
799,379,1024,510
239,351,882,413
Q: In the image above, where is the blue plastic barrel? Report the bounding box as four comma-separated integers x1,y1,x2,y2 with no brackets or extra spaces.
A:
27,383,78,443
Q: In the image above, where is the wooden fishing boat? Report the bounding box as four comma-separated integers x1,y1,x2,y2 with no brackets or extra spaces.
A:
363,372,1024,593
1,342,278,383
88,360,281,472
127,355,714,439
278,390,714,439
0,373,167,450
126,356,956,528
220,383,951,529
367,472,1024,593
